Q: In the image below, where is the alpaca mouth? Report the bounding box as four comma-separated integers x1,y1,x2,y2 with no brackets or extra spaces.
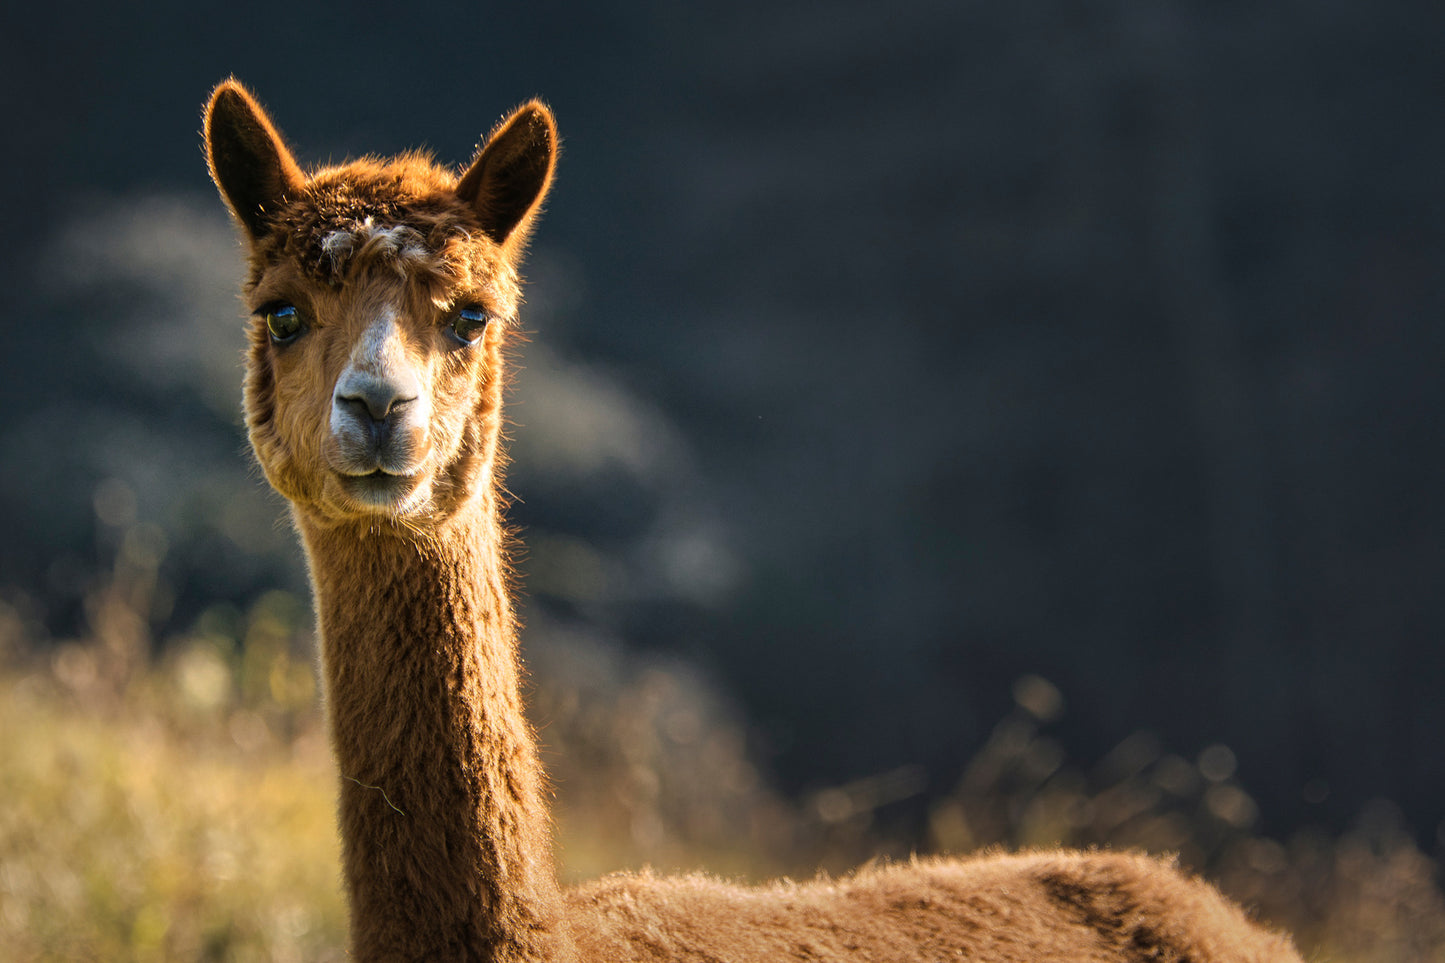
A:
333,469,422,513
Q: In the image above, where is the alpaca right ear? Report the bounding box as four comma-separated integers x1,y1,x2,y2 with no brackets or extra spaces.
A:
204,79,306,241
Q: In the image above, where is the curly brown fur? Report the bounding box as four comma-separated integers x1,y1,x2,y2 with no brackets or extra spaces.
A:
203,78,1303,963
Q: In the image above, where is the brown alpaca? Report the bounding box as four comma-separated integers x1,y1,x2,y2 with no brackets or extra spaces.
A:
202,79,1303,963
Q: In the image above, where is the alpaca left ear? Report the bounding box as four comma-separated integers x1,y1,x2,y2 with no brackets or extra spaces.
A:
456,101,558,253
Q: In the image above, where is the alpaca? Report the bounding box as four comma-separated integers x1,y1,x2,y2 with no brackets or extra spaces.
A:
203,79,1303,963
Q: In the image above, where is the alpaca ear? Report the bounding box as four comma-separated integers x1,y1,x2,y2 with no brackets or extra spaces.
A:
204,79,306,241
456,101,557,252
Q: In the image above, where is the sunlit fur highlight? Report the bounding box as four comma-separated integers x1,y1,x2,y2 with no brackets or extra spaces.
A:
204,78,1304,963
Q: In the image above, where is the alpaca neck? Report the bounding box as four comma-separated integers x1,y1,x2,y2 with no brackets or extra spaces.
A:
298,498,573,963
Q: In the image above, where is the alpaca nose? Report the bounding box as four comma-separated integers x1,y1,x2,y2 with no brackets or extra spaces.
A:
335,374,418,424
329,366,430,475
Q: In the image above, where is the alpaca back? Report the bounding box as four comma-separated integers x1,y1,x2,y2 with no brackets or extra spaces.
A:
565,852,1299,963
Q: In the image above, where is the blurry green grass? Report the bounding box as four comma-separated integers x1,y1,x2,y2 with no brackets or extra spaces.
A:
2,595,1443,961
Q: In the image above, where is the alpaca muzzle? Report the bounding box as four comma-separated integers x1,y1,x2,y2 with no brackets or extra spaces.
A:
330,369,429,470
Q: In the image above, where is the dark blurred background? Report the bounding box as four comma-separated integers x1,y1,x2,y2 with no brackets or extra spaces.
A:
2,1,1441,851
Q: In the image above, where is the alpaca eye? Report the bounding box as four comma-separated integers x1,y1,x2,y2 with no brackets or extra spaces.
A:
450,307,491,344
264,304,304,343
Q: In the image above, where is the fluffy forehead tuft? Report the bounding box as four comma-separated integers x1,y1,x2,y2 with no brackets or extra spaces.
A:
250,152,518,300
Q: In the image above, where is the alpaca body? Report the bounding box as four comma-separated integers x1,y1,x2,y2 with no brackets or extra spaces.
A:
300,509,1295,963
202,80,1303,963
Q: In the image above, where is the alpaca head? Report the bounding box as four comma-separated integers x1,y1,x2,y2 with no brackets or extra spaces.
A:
204,80,556,530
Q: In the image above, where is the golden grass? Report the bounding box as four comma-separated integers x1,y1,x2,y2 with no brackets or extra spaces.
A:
2,597,1443,962
0,663,344,962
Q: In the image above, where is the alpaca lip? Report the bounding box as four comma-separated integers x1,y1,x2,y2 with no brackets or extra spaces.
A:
334,469,420,512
